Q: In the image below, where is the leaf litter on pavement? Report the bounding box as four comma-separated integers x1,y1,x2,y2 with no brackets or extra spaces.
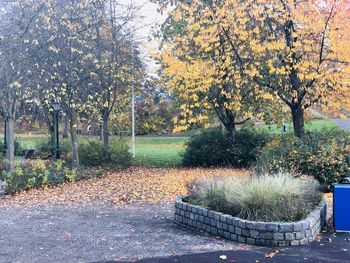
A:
0,167,247,208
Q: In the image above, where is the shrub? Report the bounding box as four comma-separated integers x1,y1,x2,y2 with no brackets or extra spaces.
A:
79,140,105,166
0,159,76,193
109,138,132,168
256,128,350,191
34,139,70,160
182,128,270,167
187,173,322,222
79,138,131,168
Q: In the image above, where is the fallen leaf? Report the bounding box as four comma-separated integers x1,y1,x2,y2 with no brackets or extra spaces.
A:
219,255,227,260
265,250,280,258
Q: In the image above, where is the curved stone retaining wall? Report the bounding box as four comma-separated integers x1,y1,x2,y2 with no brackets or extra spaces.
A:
174,197,327,247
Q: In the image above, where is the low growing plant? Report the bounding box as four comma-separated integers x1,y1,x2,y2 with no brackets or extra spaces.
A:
187,173,322,222
0,159,77,193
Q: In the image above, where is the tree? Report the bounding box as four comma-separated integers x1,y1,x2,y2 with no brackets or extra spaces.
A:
156,0,350,138
0,0,43,172
157,0,276,143
87,0,138,153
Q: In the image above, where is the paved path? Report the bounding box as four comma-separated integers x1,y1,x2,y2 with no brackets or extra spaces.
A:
334,118,350,131
133,232,350,263
0,203,244,263
1,201,349,263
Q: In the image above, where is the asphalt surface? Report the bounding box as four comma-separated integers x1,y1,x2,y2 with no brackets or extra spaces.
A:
0,203,243,263
133,232,350,263
334,118,350,131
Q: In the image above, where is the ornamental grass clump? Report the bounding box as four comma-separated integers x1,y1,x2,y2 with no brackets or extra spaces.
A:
187,173,322,222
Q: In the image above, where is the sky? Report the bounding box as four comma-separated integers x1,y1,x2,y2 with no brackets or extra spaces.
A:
130,0,166,72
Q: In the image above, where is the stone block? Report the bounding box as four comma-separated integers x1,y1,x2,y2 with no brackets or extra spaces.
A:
190,213,195,220
239,220,247,228
226,216,234,225
291,240,300,246
278,241,287,247
295,231,305,240
202,209,208,217
305,229,312,238
250,230,260,239
242,229,250,237
214,213,221,221
273,233,284,241
299,238,308,245
301,221,310,230
233,219,240,227
266,223,278,232
247,238,255,245
260,232,274,240
210,219,216,227
223,223,229,231
256,239,266,246
205,225,211,232
211,227,218,235
279,223,293,232
175,215,182,223
235,227,242,235
246,222,256,229
293,223,303,232
208,211,214,218
230,234,238,241
285,232,295,241
217,222,223,229
255,222,267,231
238,236,246,243
223,231,230,239
218,230,224,237
229,225,235,233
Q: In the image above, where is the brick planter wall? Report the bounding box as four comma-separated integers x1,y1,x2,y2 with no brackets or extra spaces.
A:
174,197,327,247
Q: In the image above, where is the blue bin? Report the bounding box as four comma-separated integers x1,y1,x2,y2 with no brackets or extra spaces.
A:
333,177,350,232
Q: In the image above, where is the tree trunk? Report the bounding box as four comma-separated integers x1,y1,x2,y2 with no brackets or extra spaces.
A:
69,115,79,168
291,104,305,138
102,110,109,153
62,113,68,138
226,125,236,146
6,118,15,173
49,125,55,146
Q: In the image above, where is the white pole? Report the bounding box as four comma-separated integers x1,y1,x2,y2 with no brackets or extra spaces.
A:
131,40,136,159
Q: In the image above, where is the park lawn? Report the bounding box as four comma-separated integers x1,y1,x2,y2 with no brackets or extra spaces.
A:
9,118,338,167
132,137,188,167
13,134,188,167
260,119,337,134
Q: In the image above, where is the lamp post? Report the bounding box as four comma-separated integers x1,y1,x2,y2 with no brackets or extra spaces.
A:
50,99,61,160
3,117,7,155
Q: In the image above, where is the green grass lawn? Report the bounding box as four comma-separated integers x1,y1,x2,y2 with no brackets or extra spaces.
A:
260,119,337,134
132,137,188,167
5,118,339,168
13,134,188,167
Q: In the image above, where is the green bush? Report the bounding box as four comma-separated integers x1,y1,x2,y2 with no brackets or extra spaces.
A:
79,138,131,168
34,139,70,160
187,173,322,222
256,128,350,191
109,139,132,168
0,159,76,193
79,140,105,166
182,128,270,167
